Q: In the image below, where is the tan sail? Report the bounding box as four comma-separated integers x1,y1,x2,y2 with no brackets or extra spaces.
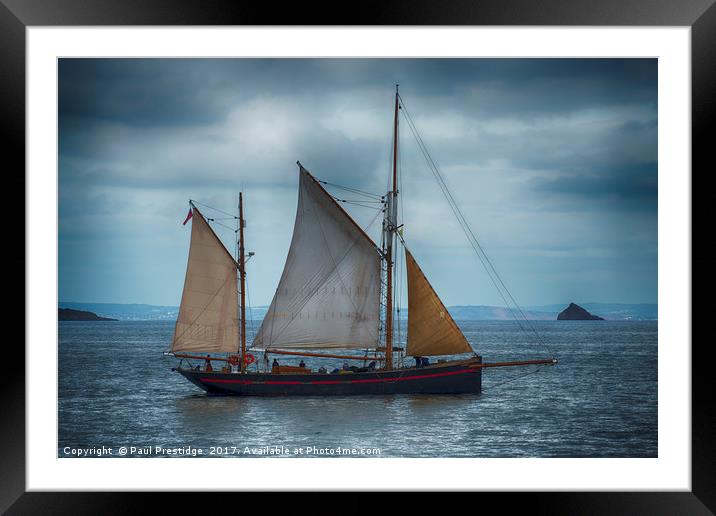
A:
171,207,240,354
253,165,381,349
405,249,473,357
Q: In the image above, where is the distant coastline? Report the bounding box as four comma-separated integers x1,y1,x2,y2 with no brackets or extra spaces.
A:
59,308,118,322
58,301,657,322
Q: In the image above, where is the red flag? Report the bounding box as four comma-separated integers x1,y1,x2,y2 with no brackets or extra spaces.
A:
182,208,193,226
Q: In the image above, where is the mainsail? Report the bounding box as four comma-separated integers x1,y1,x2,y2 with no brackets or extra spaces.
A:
171,207,240,354
253,165,381,349
405,249,473,357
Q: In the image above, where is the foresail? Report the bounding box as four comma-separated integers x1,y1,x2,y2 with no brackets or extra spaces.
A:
405,249,473,357
253,166,381,349
172,207,240,354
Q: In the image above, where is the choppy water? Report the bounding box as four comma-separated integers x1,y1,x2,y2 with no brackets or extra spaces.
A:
58,320,657,458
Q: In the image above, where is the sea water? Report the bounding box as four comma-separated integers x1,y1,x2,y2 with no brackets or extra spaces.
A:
58,320,657,458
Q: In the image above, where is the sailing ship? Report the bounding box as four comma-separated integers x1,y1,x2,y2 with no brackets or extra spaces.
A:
168,86,556,395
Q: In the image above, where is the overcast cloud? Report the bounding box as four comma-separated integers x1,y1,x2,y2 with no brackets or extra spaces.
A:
58,58,657,307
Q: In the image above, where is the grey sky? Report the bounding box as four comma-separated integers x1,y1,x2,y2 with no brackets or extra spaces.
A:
58,58,657,307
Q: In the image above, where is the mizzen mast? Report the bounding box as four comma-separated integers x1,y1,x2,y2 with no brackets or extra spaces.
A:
238,192,247,372
383,84,400,369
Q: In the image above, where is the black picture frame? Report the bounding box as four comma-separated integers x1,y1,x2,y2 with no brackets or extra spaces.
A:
4,0,709,513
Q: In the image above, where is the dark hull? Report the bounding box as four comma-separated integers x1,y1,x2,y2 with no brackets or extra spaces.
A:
176,357,482,396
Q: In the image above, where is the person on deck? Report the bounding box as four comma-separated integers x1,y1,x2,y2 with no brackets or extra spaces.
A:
204,355,213,372
299,360,306,368
272,358,279,372
414,356,422,368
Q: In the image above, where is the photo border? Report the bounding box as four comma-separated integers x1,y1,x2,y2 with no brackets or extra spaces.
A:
5,0,710,512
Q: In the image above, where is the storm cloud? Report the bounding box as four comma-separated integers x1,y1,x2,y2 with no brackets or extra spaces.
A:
58,58,657,307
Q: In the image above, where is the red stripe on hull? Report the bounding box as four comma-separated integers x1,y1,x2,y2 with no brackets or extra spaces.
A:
199,367,478,386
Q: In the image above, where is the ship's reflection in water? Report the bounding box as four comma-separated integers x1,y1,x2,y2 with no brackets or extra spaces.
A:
59,320,657,458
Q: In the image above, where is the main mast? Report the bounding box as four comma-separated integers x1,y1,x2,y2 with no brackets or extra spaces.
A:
384,84,399,369
239,192,247,372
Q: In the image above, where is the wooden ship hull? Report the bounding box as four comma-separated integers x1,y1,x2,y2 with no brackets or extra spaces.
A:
175,357,482,396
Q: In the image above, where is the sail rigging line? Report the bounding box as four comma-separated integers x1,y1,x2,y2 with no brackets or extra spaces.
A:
482,363,549,392
206,218,237,233
189,200,239,219
317,179,384,200
305,168,381,250
330,195,386,210
398,95,554,359
190,204,239,267
331,197,383,203
338,201,387,210
398,100,514,307
398,98,514,316
260,174,385,350
330,197,384,204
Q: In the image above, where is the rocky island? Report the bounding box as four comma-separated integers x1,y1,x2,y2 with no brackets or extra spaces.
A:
59,308,118,321
557,303,604,321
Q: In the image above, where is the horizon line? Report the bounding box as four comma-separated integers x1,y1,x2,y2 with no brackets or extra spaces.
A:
58,300,659,308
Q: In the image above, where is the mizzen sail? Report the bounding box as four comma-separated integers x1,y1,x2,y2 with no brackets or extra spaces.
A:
171,207,240,354
253,165,381,349
405,249,473,357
